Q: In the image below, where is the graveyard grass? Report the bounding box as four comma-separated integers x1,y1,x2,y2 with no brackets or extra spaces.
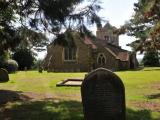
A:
0,67,160,120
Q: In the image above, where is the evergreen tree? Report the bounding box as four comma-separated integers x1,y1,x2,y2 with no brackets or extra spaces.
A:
124,0,160,52
12,48,35,70
0,0,102,53
143,51,160,67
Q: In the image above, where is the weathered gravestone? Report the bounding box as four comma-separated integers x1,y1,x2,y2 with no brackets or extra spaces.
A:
81,68,125,120
0,68,9,82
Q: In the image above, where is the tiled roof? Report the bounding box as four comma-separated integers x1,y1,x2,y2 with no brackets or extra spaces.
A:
84,37,130,62
105,48,129,61
117,52,129,61
106,44,130,61
84,37,97,49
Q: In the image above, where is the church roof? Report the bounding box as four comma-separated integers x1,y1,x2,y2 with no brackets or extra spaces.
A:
103,22,117,30
84,36,97,49
83,36,129,62
105,47,129,61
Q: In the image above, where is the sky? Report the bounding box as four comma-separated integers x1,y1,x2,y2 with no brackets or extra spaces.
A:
37,0,143,59
98,0,137,50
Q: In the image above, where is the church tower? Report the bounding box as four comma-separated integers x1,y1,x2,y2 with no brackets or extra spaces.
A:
96,22,119,46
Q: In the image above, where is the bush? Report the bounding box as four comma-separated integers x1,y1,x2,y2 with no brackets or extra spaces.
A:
143,51,160,67
4,59,18,73
32,59,43,70
13,49,35,70
0,52,10,68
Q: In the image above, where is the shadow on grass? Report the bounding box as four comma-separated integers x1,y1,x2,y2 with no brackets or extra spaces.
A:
126,108,158,120
146,93,160,99
0,90,159,120
143,68,160,71
0,100,159,120
116,67,144,72
0,90,31,105
0,100,83,120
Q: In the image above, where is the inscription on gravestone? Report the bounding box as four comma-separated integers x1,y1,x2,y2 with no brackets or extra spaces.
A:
81,68,125,120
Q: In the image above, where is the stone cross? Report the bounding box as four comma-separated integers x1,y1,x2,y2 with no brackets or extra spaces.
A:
81,68,126,120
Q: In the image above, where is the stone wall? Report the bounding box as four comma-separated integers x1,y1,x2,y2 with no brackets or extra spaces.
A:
96,28,119,46
92,47,119,71
46,36,92,72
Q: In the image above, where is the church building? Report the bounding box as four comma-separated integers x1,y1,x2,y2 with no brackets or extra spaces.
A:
43,23,138,72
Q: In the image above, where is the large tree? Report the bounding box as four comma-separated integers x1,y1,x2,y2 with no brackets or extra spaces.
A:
124,0,160,52
12,48,35,70
0,0,102,54
143,50,159,67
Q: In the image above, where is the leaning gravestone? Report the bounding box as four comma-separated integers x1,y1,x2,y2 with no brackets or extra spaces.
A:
0,68,9,82
81,68,125,120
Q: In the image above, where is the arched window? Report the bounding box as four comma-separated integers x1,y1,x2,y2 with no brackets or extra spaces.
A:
64,47,77,61
97,53,106,65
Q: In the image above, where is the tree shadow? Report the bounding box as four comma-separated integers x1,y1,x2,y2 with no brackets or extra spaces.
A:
146,93,160,99
116,67,144,72
0,90,159,120
0,100,83,120
0,100,159,120
143,68,160,71
0,90,31,105
126,108,158,120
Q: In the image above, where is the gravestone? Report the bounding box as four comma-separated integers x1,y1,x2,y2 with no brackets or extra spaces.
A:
81,68,125,120
38,66,43,73
0,68,9,82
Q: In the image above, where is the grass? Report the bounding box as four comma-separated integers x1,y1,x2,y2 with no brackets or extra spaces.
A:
0,67,160,120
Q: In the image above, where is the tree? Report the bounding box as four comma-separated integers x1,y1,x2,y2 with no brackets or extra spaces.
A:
12,48,35,70
17,27,49,52
0,52,10,68
124,0,160,52
0,0,102,54
143,51,160,67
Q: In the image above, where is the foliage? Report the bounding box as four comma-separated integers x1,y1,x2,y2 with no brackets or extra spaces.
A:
0,0,102,53
142,51,160,67
0,0,21,53
32,59,43,70
12,48,35,70
3,59,18,73
16,27,49,52
0,51,10,68
124,0,160,52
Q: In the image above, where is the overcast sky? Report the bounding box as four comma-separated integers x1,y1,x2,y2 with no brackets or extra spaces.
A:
38,0,144,59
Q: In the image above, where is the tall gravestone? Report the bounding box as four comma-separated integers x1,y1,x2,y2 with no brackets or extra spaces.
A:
81,68,125,120
0,68,9,82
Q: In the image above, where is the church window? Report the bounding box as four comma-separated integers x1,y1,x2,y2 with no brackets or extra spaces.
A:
104,35,109,41
64,47,77,61
97,53,106,65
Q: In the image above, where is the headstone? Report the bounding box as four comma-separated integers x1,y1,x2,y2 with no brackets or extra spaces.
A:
24,67,27,71
81,68,125,120
38,66,43,73
0,68,9,82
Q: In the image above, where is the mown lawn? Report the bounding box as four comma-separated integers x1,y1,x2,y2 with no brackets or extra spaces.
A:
0,67,160,120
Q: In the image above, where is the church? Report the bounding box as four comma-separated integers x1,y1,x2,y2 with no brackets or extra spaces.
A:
43,23,138,72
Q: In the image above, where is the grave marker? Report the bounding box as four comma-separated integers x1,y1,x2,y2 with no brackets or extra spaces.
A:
81,68,126,120
0,68,9,82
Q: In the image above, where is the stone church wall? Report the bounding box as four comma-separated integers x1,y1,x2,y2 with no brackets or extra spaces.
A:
46,37,92,72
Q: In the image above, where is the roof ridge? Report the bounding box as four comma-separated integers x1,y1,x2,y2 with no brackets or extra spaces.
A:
105,47,119,59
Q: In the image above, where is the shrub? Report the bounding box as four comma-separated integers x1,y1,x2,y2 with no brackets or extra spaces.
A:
12,49,35,70
143,51,160,67
4,59,19,73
